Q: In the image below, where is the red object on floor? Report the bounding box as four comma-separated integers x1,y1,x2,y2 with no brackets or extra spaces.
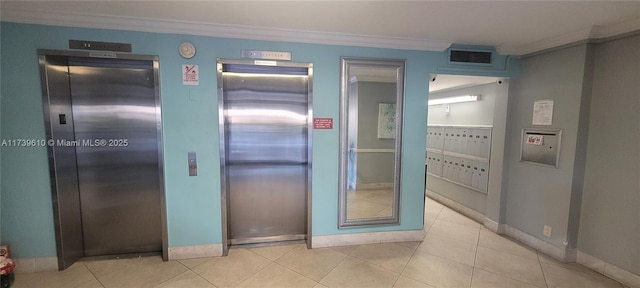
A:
0,245,15,276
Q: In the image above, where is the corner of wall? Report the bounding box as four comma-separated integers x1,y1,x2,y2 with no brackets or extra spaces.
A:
566,43,597,249
504,225,576,262
425,190,484,223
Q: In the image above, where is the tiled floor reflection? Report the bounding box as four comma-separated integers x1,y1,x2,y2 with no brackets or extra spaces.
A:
13,197,625,287
346,188,394,219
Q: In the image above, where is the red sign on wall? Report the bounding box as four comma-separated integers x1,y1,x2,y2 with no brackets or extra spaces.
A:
313,118,333,129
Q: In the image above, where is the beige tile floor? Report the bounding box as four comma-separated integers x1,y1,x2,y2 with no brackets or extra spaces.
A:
13,197,627,288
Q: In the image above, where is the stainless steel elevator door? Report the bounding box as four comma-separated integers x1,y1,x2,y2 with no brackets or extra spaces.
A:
69,57,162,256
222,64,309,244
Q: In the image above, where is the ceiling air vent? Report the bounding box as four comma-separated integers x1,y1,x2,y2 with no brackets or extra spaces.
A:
449,50,492,64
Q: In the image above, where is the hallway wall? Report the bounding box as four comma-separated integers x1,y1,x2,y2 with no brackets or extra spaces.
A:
506,44,591,251
0,22,426,259
507,33,640,278
0,21,514,261
578,33,640,276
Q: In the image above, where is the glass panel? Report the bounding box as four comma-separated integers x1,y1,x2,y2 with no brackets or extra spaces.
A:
339,58,405,228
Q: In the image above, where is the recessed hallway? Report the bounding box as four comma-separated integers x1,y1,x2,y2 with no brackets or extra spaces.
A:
11,197,625,288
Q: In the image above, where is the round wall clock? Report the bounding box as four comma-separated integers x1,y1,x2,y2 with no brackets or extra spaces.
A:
179,42,196,59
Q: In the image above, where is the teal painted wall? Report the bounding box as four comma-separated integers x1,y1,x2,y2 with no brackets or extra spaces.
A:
0,22,513,259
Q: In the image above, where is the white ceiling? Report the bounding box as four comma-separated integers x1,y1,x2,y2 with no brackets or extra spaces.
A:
2,1,640,55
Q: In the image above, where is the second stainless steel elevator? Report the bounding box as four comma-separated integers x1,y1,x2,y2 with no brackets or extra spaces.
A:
217,59,312,251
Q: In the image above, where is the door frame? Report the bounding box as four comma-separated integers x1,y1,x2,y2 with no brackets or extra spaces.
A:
217,58,313,255
38,49,168,269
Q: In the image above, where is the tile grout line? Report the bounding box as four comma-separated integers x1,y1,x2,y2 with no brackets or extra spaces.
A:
407,205,475,287
151,269,191,288
392,240,426,287
469,223,481,288
414,200,444,277
329,246,354,256
470,230,481,288
271,261,322,287
537,252,551,288
81,257,145,282
348,243,416,281
423,204,444,235
182,257,221,287
233,248,280,287
81,262,107,288
248,245,321,287
474,240,539,262
78,262,106,288
473,246,551,288
316,247,352,286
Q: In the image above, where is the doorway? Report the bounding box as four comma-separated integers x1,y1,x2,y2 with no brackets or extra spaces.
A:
426,74,508,221
217,59,312,253
39,50,167,270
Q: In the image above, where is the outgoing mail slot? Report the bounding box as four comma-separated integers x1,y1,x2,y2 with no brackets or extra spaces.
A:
520,129,561,167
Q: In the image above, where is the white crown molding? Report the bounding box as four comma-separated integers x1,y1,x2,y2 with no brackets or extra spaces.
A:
591,17,640,39
3,7,638,56
498,27,594,55
0,7,452,52
500,17,640,55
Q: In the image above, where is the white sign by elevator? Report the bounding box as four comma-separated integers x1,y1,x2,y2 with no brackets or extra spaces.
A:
182,64,199,85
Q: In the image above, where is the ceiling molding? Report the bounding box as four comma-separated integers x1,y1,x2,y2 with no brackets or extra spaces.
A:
591,17,640,39
498,27,594,55
0,7,453,52
499,17,640,55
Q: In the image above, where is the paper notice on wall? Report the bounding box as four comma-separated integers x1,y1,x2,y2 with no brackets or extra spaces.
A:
526,134,544,145
532,100,553,125
182,64,199,85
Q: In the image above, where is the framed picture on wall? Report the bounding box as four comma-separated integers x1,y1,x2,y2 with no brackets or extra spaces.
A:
377,103,396,138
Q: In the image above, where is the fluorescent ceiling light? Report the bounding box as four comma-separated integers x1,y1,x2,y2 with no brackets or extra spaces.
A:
428,95,478,105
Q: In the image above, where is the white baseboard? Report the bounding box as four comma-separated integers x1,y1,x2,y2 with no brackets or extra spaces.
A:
14,257,58,273
167,244,223,260
504,225,576,262
311,230,425,248
483,217,506,234
577,251,640,288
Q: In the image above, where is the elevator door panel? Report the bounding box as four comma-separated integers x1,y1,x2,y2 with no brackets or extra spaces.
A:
69,58,161,256
223,65,309,243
